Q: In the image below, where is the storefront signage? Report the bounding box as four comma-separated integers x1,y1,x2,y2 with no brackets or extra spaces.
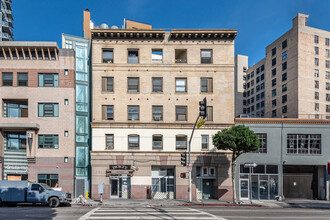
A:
110,165,131,170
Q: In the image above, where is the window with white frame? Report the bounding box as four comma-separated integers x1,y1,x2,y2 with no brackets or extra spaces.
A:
201,135,209,150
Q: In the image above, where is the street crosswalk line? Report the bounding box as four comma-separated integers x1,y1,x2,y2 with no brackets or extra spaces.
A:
79,207,226,220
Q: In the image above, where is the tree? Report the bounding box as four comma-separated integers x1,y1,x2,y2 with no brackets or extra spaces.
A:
213,125,260,203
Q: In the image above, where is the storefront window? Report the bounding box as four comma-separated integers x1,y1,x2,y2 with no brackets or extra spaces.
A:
38,174,59,187
151,166,175,199
239,164,279,200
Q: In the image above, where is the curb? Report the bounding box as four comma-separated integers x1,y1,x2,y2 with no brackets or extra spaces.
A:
180,203,264,207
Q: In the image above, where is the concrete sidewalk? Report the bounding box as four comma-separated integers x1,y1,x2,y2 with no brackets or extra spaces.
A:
72,198,330,209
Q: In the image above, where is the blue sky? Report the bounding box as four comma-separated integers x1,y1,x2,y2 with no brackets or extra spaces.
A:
12,0,330,66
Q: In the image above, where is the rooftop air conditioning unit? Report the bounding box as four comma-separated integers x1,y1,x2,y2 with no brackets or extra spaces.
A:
153,116,161,121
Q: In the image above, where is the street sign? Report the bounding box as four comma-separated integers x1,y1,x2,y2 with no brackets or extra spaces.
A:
244,162,257,168
187,165,192,172
197,117,205,128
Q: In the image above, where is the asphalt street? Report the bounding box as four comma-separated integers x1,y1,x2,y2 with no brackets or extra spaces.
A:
1,205,330,220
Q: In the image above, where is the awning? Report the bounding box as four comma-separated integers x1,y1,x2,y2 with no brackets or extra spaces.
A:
0,123,40,130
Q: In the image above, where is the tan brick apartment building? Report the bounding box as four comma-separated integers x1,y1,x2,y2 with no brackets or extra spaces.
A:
236,13,330,119
86,11,237,200
0,41,75,193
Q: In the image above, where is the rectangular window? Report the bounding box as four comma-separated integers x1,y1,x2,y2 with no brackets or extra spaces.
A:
151,167,175,193
102,105,114,120
38,174,58,187
38,103,59,117
282,94,287,103
64,69,68,76
261,65,265,72
102,77,114,92
175,49,187,63
176,135,187,149
206,106,213,121
2,72,13,86
272,99,277,108
287,134,321,155
201,49,212,64
152,106,163,121
3,100,28,118
326,38,330,46
38,135,59,149
175,78,187,93
261,74,264,80
128,49,139,64
272,47,276,56
128,135,139,149
282,51,287,60
38,73,59,87
326,49,330,58
256,76,260,83
315,58,319,66
152,77,163,92
282,84,287,93
152,49,163,64
315,69,319,77
4,132,26,150
315,80,319,89
272,109,277,117
315,92,319,100
315,35,319,44
17,73,28,87
201,78,213,93
127,77,139,92
315,103,319,111
272,68,276,77
282,105,288,114
176,106,187,121
152,135,163,149
272,89,276,97
326,82,330,90
272,58,276,66
272,78,276,87
326,94,330,101
315,46,319,55
282,40,287,49
201,135,209,150
282,62,287,71
314,35,319,44
128,106,139,121
102,49,113,63
257,134,267,153
326,71,330,79
106,134,114,149
326,60,330,68
282,72,287,81
327,105,330,113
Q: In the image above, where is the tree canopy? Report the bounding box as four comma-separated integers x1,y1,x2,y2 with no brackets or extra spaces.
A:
213,125,260,161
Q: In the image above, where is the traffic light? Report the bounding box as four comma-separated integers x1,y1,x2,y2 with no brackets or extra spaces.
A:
180,152,187,166
199,97,207,118
180,173,186,178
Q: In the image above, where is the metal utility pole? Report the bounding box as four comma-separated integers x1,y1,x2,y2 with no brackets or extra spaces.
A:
187,97,207,203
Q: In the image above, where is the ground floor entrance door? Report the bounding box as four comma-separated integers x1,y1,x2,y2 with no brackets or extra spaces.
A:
202,179,213,199
240,179,249,200
110,179,119,198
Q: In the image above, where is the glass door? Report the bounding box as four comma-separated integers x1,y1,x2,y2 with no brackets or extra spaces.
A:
110,179,119,198
259,180,269,200
240,179,249,200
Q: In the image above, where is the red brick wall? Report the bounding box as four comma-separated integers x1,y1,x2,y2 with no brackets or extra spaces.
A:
0,69,75,88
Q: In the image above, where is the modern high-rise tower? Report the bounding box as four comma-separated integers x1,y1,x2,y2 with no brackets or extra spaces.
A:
0,0,13,41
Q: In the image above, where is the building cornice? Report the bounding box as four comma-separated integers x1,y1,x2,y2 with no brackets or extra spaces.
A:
235,118,330,125
91,122,233,129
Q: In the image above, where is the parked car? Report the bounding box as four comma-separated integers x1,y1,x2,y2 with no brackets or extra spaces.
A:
0,181,71,207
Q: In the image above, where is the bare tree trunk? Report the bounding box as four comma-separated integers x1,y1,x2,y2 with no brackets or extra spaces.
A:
231,153,237,204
